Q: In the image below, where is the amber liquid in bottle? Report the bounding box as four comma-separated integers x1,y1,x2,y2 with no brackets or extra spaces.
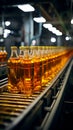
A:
41,46,47,86
8,46,23,93
47,46,53,82
43,46,49,85
2,47,7,62
0,47,3,62
48,47,56,79
21,47,34,96
31,46,42,92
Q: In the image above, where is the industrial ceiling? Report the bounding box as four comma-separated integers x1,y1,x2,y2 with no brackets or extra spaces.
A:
0,0,73,46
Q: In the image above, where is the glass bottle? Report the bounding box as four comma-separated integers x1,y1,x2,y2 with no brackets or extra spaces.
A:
40,46,46,86
47,46,53,82
19,46,25,58
19,46,25,93
7,46,23,93
20,46,34,96
43,46,49,85
31,46,42,92
0,47,3,63
2,47,7,62
2,47,8,80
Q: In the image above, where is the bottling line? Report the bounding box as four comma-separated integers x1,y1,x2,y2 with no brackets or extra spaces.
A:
0,46,73,130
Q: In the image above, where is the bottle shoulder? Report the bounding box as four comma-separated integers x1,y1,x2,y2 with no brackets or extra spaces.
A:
8,57,20,64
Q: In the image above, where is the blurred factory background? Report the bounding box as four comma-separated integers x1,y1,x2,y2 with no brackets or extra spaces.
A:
0,0,73,57
0,1,73,130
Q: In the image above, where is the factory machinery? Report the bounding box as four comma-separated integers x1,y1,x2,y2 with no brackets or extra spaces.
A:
0,53,73,130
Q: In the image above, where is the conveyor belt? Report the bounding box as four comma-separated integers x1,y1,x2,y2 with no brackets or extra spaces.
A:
0,58,72,130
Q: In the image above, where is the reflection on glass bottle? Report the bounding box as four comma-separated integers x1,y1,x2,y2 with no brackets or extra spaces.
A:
20,46,34,96
0,47,3,62
8,46,24,93
30,46,42,92
2,47,7,62
7,45,73,95
0,46,8,81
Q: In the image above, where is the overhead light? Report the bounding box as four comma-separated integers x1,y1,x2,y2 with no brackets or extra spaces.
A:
65,36,71,41
43,23,52,28
50,37,56,42
4,29,11,34
54,30,62,36
33,17,46,23
5,21,11,26
65,36,69,41
18,4,35,12
71,18,73,24
4,29,11,38
0,38,4,42
49,27,56,32
31,40,36,45
43,23,62,36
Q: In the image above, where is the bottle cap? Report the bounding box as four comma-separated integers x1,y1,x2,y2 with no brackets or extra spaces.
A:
11,46,17,50
19,46,25,50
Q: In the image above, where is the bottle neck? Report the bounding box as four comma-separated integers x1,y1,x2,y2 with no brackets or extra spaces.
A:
32,49,37,57
19,50,25,58
11,49,18,58
30,47,38,58
24,49,30,58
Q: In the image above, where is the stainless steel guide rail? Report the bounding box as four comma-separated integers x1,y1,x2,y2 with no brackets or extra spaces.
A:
0,58,72,130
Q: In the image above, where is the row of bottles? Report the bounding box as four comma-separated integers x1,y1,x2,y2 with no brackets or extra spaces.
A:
0,47,7,63
0,46,8,91
0,46,8,78
7,46,73,96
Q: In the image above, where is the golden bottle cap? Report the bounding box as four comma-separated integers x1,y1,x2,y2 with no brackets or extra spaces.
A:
19,46,25,50
11,46,17,50
30,46,38,49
